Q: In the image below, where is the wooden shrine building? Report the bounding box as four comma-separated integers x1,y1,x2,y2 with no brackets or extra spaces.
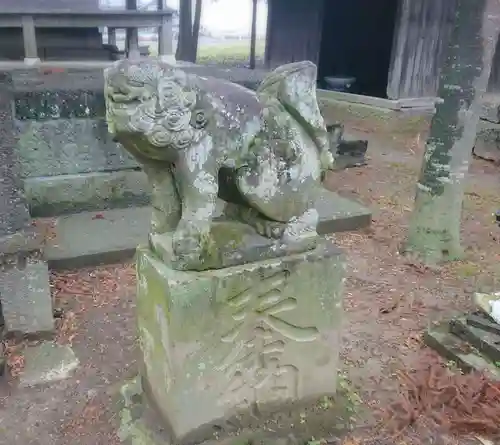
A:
0,0,174,61
265,0,500,104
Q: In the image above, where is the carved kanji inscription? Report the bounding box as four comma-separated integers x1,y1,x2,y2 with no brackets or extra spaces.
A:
217,271,319,407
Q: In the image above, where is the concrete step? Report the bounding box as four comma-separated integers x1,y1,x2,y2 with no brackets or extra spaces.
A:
42,192,372,271
43,206,150,270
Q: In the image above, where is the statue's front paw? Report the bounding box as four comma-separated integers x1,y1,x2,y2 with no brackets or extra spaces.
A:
172,222,212,266
320,149,335,171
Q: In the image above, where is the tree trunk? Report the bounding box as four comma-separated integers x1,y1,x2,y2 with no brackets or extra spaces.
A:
264,0,273,68
176,0,194,61
404,0,500,264
192,0,203,60
249,0,258,69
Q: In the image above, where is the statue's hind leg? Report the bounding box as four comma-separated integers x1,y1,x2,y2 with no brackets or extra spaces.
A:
223,202,287,239
235,149,321,243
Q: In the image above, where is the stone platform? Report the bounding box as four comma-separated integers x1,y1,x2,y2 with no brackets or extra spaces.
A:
135,237,345,444
42,190,371,270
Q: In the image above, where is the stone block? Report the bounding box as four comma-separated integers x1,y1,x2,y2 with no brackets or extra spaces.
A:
0,227,44,256
25,170,150,217
0,254,54,334
136,242,345,444
473,120,500,162
15,118,138,178
20,342,79,388
480,94,500,123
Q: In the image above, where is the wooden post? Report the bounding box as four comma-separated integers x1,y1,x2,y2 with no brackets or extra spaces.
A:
127,28,140,59
126,0,138,56
157,0,173,60
249,0,258,69
21,15,38,62
159,15,174,60
108,27,117,46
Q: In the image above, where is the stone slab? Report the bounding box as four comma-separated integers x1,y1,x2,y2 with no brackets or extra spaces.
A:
43,191,371,271
25,170,150,217
136,241,345,443
43,207,150,271
20,342,79,388
0,227,44,255
10,68,106,93
0,255,54,334
15,118,138,178
14,90,106,120
8,65,268,94
24,167,372,220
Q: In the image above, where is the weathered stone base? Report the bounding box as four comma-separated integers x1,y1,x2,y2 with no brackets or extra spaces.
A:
136,241,345,444
0,252,54,334
116,376,356,445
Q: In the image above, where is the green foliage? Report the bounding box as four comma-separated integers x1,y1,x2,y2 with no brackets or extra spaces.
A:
197,40,265,65
149,40,265,66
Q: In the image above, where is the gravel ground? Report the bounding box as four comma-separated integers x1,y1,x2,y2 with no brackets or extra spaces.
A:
1,129,499,445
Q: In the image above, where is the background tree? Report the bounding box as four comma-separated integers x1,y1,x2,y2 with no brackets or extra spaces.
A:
249,0,258,69
403,0,500,264
176,0,264,65
176,0,203,61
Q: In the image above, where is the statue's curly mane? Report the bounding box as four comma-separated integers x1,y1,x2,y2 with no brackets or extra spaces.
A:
104,60,210,161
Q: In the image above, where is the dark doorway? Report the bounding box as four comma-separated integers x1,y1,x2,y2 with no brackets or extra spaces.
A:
318,0,400,98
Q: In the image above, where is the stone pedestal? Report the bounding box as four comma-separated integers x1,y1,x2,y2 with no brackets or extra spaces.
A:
136,241,345,444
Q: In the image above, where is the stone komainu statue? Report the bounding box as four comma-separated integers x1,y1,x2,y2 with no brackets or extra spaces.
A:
104,59,334,270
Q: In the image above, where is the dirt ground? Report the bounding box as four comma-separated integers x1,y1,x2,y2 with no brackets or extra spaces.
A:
1,127,499,445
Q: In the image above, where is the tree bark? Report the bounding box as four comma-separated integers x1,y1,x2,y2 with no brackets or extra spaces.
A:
264,0,273,68
176,0,194,61
404,0,500,264
192,0,203,60
249,0,258,69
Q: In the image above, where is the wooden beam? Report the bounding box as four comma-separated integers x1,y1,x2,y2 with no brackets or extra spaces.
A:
0,12,173,29
318,89,439,111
